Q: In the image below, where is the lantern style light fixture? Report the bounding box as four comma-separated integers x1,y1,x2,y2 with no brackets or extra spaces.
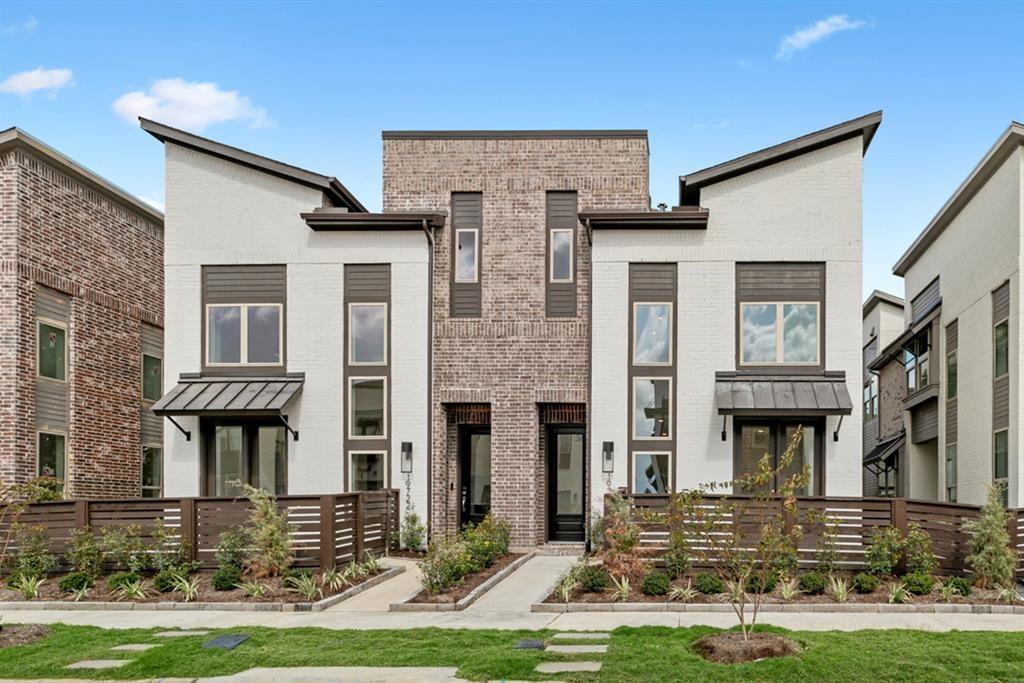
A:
602,441,615,473
401,441,413,474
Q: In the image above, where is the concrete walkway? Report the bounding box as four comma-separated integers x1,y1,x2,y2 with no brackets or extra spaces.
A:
328,558,423,612
466,555,577,613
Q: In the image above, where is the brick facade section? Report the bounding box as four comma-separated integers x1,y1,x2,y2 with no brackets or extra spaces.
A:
0,147,163,497
383,136,649,545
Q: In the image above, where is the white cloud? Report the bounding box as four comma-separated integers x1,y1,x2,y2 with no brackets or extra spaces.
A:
776,15,867,60
140,196,165,212
691,121,730,131
112,78,272,132
0,67,73,97
3,16,38,35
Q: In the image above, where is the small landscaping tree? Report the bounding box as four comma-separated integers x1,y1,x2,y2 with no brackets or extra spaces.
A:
234,482,294,578
600,489,646,580
0,477,63,572
965,484,1016,589
865,526,902,576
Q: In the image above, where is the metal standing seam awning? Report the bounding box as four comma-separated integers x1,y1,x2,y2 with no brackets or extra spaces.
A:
715,371,853,441
151,373,304,441
863,432,905,474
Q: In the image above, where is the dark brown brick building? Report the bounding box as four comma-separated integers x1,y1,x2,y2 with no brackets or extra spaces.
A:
0,128,164,498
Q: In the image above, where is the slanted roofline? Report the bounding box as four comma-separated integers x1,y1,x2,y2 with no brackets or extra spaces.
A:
678,111,882,205
139,118,366,212
0,126,164,225
382,130,647,140
863,289,905,316
892,121,1024,277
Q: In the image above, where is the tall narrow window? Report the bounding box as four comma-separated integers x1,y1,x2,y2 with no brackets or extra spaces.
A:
994,320,1009,378
994,429,1009,506
633,303,672,365
632,378,671,439
946,350,958,399
38,320,67,381
350,451,386,491
740,303,819,365
945,444,957,503
863,375,879,420
349,303,387,365
206,303,282,366
142,354,162,402
455,229,479,283
142,446,162,498
631,452,670,494
38,432,66,492
549,229,573,283
349,377,386,438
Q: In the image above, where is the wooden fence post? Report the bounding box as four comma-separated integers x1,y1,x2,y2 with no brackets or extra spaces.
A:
384,491,393,556
74,500,90,531
354,492,364,562
180,498,196,564
892,498,908,574
320,495,336,571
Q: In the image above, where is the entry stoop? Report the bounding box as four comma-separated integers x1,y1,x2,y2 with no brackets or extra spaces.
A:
534,542,586,556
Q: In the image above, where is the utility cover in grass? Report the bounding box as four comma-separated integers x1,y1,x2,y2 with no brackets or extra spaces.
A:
513,639,546,650
202,634,251,650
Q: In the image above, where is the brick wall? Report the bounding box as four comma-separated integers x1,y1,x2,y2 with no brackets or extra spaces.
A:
0,147,163,497
383,136,649,545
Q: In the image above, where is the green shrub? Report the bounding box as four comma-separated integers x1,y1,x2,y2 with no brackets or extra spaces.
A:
400,511,426,552
663,532,690,579
419,535,475,594
903,523,938,575
903,572,935,596
107,571,140,591
58,571,92,592
212,565,243,591
965,484,1016,588
153,568,185,593
101,525,149,573
817,521,840,573
943,576,972,598
798,571,827,595
215,529,250,571
463,514,511,570
641,571,670,596
578,564,609,593
150,519,191,573
865,526,902,576
851,572,879,594
282,566,314,582
68,528,103,577
236,483,293,578
14,525,57,579
694,572,723,594
746,572,777,594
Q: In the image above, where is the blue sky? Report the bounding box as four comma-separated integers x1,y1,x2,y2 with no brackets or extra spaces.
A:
1,1,1022,298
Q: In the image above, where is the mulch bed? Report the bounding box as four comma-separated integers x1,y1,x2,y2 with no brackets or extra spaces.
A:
409,553,523,604
692,632,802,664
0,568,382,605
0,624,51,649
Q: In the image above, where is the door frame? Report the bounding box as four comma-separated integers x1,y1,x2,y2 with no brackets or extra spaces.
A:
199,417,289,496
546,423,586,542
731,417,825,495
457,424,491,528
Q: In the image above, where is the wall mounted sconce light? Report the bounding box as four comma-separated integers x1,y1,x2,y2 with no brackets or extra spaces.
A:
602,441,615,474
401,441,413,474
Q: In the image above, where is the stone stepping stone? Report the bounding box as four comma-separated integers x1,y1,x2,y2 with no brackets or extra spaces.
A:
111,644,160,652
550,632,610,640
536,661,602,674
546,644,608,654
66,660,130,670
155,630,210,637
203,634,250,650
513,638,546,650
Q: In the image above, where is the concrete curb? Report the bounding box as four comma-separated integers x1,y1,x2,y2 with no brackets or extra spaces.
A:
531,601,1024,614
390,551,538,612
0,566,405,613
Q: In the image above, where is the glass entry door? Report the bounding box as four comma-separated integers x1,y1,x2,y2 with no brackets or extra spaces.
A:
203,419,287,496
458,425,491,527
547,426,585,542
734,420,821,495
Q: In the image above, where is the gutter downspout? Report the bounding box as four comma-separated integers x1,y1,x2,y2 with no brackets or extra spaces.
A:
423,219,435,543
586,218,594,554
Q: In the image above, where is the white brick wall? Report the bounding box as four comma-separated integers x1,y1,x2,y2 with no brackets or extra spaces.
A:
591,137,865,509
162,145,430,517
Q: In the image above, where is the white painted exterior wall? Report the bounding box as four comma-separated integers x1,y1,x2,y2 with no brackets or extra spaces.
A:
900,146,1023,506
161,144,430,519
592,137,865,509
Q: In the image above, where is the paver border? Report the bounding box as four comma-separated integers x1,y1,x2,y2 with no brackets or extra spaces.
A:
390,551,538,612
0,566,404,613
532,601,1024,614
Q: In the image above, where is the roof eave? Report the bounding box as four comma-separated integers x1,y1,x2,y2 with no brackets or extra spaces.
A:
579,208,709,230
862,290,905,315
301,210,446,231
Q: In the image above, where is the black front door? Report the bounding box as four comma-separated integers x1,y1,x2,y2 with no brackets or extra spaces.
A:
547,425,585,542
458,425,491,527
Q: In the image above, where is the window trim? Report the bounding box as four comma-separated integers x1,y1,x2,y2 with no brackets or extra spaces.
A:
994,317,1009,380
347,449,389,492
454,228,480,284
629,450,673,495
36,430,67,493
36,317,69,383
632,302,673,366
738,301,820,367
946,349,958,400
549,228,574,284
631,376,673,441
347,302,388,366
141,352,163,403
141,444,163,498
204,303,284,368
348,376,388,440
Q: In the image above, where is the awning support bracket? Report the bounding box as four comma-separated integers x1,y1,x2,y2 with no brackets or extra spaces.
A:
721,415,728,442
166,416,191,442
833,414,844,442
279,414,299,442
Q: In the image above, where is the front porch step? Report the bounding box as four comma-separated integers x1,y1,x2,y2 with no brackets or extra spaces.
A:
534,543,585,556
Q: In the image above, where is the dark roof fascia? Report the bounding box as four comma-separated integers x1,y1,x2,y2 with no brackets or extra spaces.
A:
382,130,648,140
867,306,940,373
903,383,939,410
715,370,847,381
0,127,164,225
862,290,905,316
678,111,883,205
893,122,1024,276
580,208,709,230
302,210,447,231
139,118,367,212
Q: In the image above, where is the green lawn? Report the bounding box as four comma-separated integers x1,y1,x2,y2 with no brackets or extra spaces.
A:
3,624,1024,681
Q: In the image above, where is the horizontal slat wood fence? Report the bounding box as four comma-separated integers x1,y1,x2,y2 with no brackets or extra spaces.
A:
621,493,1022,578
3,490,399,573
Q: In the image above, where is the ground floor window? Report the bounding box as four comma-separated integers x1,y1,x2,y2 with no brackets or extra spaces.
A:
202,420,287,496
878,454,898,498
350,451,387,491
38,432,66,492
945,444,957,502
734,420,822,495
631,451,671,494
142,445,162,498
994,429,1008,506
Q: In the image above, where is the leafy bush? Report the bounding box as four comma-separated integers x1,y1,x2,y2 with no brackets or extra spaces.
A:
851,572,879,594
817,520,840,573
400,511,426,552
419,535,475,594
745,572,777,594
215,529,250,571
903,524,938,575
13,525,57,579
694,572,723,595
601,490,645,579
150,519,191,573
865,526,902,576
13,573,45,599
68,528,103,577
641,571,670,596
107,571,140,591
903,572,935,596
58,571,92,592
212,565,243,591
578,564,609,593
943,576,972,598
282,566,314,583
664,531,690,579
153,568,185,593
236,483,293,578
798,571,827,595
101,524,149,574
965,484,1016,588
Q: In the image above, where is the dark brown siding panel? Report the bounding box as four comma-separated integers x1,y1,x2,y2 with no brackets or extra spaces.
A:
630,263,676,301
945,320,958,352
345,264,390,302
911,401,939,444
910,277,940,322
203,265,287,304
736,263,824,301
863,416,879,451
36,381,68,431
946,398,958,444
546,191,578,318
993,281,1011,322
994,376,1010,431
35,287,69,433
36,286,70,321
450,192,482,318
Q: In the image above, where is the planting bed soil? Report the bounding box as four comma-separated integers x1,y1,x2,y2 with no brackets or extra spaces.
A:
692,632,802,664
0,625,51,649
410,553,524,604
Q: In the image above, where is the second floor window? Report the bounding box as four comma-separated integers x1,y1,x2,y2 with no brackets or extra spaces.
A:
550,228,573,283
206,304,282,366
142,353,162,401
38,320,67,381
633,303,672,365
349,303,387,365
903,329,930,393
455,229,479,283
946,350,958,399
740,302,819,365
994,320,1008,378
863,375,879,420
